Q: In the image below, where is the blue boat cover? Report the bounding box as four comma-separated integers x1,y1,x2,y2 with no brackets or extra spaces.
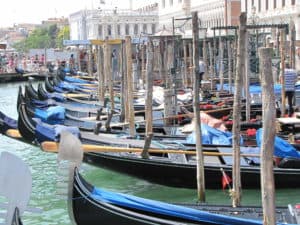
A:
31,99,57,108
216,83,282,94
53,86,64,93
0,111,17,132
64,76,92,84
41,91,65,102
35,119,80,142
34,106,65,125
186,123,243,146
48,93,65,102
91,186,293,225
57,81,77,92
256,128,300,159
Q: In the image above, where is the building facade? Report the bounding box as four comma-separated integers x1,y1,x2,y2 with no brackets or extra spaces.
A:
241,0,298,34
241,0,300,69
158,0,241,35
69,4,159,41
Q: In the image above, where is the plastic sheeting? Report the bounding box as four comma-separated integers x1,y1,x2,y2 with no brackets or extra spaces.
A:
34,106,65,125
186,123,243,146
256,128,300,159
35,119,80,143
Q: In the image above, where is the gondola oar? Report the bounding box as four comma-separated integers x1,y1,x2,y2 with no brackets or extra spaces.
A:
62,93,91,98
41,141,261,157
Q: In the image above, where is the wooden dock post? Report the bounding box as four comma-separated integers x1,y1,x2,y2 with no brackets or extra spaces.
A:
232,12,247,207
227,40,233,93
183,39,188,88
244,31,251,122
88,44,93,77
203,38,208,81
104,38,114,131
208,41,214,90
141,43,146,87
219,37,224,91
280,28,286,116
141,40,154,159
258,47,276,225
289,21,296,69
120,40,126,122
125,36,136,137
97,45,105,102
192,11,205,203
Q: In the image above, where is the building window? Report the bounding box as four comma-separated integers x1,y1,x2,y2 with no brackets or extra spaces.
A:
117,24,121,35
143,24,147,34
292,0,295,5
282,0,285,7
162,0,165,8
251,0,254,6
266,0,268,10
274,0,276,8
245,0,248,12
125,24,129,35
151,24,156,34
107,25,112,36
98,25,102,37
169,0,173,6
134,24,139,35
258,0,261,11
178,0,182,2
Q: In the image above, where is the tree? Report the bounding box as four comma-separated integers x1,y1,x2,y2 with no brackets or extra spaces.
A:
12,25,70,52
56,26,70,49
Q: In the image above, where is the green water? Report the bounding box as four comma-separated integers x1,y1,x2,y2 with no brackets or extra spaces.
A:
0,81,299,225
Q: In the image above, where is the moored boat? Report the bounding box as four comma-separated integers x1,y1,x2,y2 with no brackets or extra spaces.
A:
57,131,300,225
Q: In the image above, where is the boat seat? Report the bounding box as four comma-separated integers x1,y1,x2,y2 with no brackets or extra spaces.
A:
167,153,187,164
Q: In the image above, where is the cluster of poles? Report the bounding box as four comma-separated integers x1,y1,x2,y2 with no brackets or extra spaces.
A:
68,11,296,225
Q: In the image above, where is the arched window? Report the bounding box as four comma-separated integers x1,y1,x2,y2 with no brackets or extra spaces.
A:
134,24,139,35
143,24,147,34
117,24,121,35
125,24,129,35
107,25,112,36
98,25,103,37
151,24,156,34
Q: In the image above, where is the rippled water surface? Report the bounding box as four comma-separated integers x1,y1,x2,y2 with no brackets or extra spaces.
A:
0,81,299,225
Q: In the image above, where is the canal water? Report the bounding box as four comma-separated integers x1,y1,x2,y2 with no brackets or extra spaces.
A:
0,81,299,225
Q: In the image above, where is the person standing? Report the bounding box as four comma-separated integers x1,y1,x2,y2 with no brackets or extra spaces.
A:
281,62,298,117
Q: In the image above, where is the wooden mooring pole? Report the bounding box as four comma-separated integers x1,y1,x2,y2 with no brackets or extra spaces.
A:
289,21,296,69
141,40,154,159
125,36,136,137
280,28,286,116
232,12,247,207
259,47,276,225
192,11,205,203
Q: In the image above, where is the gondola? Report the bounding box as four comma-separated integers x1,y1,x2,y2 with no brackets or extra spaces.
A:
58,131,300,225
0,111,17,134
25,83,102,115
0,151,33,225
15,94,300,189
